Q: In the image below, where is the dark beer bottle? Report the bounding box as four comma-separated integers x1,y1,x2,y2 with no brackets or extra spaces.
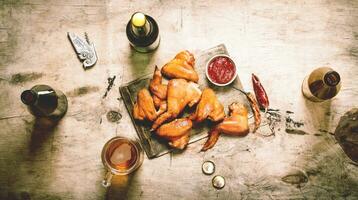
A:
302,67,341,102
126,12,160,53
21,85,68,120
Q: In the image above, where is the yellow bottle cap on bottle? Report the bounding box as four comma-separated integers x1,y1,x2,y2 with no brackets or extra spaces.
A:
131,12,146,27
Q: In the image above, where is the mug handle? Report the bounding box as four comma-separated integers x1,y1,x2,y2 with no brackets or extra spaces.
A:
102,171,114,187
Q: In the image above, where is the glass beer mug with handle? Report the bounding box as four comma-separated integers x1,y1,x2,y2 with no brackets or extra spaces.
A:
101,137,144,187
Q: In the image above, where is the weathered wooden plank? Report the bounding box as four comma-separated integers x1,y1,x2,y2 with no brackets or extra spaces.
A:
0,0,357,199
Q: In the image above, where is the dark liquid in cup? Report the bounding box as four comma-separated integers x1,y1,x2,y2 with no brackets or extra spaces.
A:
105,140,138,170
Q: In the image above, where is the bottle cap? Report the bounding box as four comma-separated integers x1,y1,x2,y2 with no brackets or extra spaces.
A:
212,175,225,189
324,71,340,87
21,90,37,105
131,12,146,27
202,161,215,175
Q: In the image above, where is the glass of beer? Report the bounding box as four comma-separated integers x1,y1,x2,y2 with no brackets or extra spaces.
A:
101,137,144,187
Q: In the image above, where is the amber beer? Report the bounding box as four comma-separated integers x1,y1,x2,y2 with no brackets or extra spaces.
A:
101,137,143,187
104,139,139,170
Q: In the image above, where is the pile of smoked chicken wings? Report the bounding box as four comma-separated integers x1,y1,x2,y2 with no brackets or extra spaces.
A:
133,51,259,151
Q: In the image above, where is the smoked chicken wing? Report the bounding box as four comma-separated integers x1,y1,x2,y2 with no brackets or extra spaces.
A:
133,88,166,122
161,51,199,83
174,50,195,66
169,134,190,150
149,66,167,108
190,88,225,123
151,79,201,130
202,102,249,151
156,118,192,149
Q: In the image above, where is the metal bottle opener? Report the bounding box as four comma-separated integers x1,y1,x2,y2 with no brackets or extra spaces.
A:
68,32,97,69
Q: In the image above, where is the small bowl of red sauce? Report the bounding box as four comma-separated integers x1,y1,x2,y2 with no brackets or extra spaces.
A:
206,54,237,86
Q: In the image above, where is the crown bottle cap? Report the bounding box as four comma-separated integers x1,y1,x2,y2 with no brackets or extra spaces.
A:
202,161,215,175
212,175,226,189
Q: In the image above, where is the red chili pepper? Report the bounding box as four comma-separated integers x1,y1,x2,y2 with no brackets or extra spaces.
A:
252,73,269,110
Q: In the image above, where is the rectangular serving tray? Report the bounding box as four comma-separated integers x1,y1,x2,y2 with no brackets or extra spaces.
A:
120,44,251,159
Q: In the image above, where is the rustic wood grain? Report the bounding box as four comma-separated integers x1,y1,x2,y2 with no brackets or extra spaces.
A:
0,0,357,199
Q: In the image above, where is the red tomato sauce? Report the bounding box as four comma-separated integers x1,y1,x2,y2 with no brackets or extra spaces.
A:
207,56,236,84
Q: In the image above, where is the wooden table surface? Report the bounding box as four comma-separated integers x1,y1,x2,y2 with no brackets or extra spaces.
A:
1,0,357,199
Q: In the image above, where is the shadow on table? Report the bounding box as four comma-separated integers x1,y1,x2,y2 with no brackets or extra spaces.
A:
274,96,358,198
289,102,358,198
128,45,157,77
302,97,332,131
28,117,58,154
105,173,135,200
1,117,60,199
